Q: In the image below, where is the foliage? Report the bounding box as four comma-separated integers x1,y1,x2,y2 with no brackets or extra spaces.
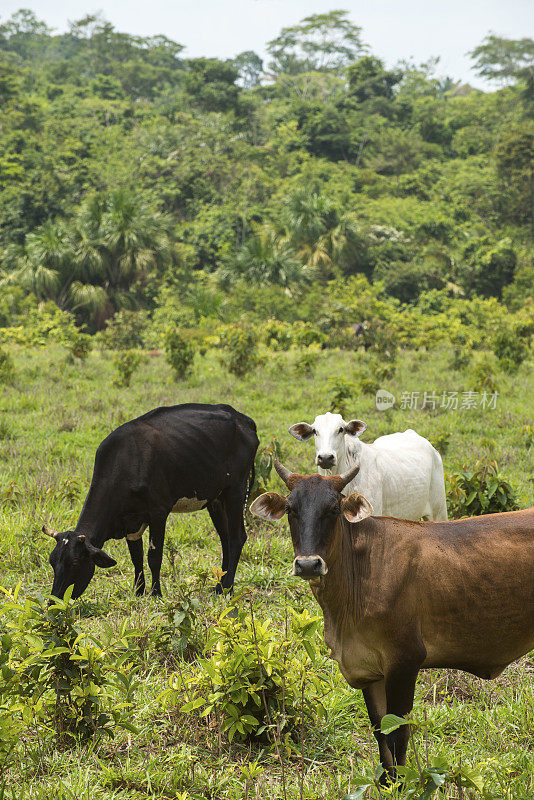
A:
98,310,148,350
174,600,325,743
113,349,141,387
328,377,354,417
492,323,530,372
153,586,203,662
0,586,139,744
165,329,195,379
251,439,282,499
66,332,92,362
0,348,15,383
447,459,519,518
220,325,258,377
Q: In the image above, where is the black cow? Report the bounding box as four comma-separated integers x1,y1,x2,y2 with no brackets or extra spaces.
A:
45,403,258,599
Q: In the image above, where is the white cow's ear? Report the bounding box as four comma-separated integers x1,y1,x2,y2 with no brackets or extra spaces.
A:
289,422,314,441
250,492,288,521
345,419,367,437
341,493,373,523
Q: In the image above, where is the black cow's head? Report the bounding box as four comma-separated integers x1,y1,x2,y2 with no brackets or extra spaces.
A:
250,460,372,579
44,526,117,599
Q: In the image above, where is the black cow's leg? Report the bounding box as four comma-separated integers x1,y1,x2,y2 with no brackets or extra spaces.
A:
220,489,247,591
147,516,167,597
127,538,146,596
383,661,421,775
362,680,394,783
207,500,229,594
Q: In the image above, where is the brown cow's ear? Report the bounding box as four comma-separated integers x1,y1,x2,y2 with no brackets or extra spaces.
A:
250,492,288,521
289,422,314,441
341,493,373,523
345,419,367,437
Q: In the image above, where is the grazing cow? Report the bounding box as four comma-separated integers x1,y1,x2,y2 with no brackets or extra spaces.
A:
250,462,534,782
45,403,258,599
289,412,447,520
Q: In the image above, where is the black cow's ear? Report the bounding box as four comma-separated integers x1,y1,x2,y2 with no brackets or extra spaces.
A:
345,419,367,437
289,422,314,441
341,493,373,523
85,541,117,568
250,492,288,521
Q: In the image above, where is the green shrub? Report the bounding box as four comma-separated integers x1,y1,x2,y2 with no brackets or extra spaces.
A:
430,427,450,456
220,325,258,377
0,348,15,384
447,459,518,518
175,601,325,743
251,439,282,500
66,332,92,362
291,321,327,348
492,325,530,373
0,588,139,744
99,310,148,350
328,377,354,417
261,319,293,351
153,587,203,663
294,344,321,375
113,349,141,387
165,329,195,379
470,353,500,392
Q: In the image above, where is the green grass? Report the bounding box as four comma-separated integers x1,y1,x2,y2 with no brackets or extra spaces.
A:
1,342,533,799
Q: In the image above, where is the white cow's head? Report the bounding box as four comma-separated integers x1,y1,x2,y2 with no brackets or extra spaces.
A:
289,412,367,470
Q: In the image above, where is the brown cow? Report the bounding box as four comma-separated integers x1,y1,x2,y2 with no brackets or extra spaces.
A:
250,460,534,782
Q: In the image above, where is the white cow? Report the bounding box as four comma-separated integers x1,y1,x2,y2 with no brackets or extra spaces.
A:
289,412,447,520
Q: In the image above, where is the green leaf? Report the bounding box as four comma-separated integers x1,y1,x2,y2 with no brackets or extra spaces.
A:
380,713,409,734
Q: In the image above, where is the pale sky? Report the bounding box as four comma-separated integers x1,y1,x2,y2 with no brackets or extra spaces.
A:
1,0,533,88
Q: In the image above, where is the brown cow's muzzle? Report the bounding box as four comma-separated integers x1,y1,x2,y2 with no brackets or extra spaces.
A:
292,555,328,579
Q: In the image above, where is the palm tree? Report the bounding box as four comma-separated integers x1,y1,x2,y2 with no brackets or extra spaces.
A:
234,227,304,286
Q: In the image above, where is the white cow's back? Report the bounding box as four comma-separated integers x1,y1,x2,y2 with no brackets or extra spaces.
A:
341,429,447,520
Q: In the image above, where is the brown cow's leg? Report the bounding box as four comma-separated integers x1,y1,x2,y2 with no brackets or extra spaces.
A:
147,516,167,597
384,663,420,773
362,681,394,782
127,538,146,595
207,500,229,594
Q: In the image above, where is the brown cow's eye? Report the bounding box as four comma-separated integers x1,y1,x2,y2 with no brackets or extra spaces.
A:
338,427,344,434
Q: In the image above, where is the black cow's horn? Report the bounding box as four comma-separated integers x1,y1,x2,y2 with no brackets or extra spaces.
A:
42,524,58,539
327,464,360,492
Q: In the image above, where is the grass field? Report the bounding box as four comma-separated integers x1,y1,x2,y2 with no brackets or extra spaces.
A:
1,342,533,799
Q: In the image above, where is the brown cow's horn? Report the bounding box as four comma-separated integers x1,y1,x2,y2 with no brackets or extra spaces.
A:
327,464,360,492
42,524,59,539
273,458,292,486
273,459,307,490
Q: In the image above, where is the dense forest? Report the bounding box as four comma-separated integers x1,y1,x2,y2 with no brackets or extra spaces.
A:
0,8,533,338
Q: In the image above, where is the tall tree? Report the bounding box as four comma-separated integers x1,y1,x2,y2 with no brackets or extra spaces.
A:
266,10,366,76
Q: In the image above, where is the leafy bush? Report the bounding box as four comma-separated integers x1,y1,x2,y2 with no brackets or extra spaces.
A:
251,440,282,500
220,325,258,377
154,588,203,663
294,344,321,375
165,329,195,379
492,324,530,373
66,332,92,362
328,377,354,417
113,349,141,387
447,459,519,518
291,321,327,348
0,587,139,744
99,310,148,350
0,348,15,384
174,601,325,743
261,319,293,351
